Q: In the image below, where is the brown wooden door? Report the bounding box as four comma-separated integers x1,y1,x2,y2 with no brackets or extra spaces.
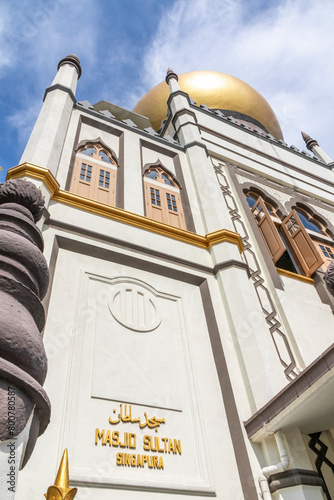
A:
281,210,324,276
251,196,286,262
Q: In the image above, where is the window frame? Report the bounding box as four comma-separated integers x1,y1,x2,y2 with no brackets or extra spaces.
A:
70,143,118,205
245,190,333,277
143,166,186,229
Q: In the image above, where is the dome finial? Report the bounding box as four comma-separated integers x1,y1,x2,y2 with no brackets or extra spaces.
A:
165,68,178,84
301,131,319,151
57,54,82,79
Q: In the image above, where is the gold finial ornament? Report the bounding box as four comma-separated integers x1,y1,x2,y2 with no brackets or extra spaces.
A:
45,449,77,500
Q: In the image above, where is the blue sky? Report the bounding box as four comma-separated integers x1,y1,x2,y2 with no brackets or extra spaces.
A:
1,0,334,182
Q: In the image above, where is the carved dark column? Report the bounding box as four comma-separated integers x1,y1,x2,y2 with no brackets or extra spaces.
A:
324,260,334,297
0,179,50,468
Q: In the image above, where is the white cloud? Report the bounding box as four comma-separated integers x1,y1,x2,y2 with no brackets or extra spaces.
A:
138,0,334,158
7,100,42,153
1,0,101,170
2,0,334,176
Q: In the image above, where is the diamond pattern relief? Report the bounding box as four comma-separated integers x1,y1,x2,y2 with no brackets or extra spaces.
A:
212,158,298,380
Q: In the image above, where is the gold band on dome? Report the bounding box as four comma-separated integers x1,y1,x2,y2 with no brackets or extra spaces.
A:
133,71,283,140
7,163,244,253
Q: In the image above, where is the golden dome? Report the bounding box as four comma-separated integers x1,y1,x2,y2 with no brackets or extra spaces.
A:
133,71,283,140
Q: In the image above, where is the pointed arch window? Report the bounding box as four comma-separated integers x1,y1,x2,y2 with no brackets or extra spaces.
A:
245,191,332,277
144,166,186,229
70,143,117,205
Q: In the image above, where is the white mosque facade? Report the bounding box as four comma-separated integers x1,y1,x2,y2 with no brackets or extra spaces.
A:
3,55,334,500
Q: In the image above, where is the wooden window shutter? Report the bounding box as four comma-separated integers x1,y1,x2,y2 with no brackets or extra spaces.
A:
70,146,117,206
251,196,286,262
144,169,186,229
281,209,324,276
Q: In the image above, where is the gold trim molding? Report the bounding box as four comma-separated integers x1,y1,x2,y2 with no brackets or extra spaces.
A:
277,267,315,284
7,163,243,252
8,162,60,196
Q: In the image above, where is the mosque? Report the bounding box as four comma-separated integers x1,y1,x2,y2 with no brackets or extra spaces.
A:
2,54,334,499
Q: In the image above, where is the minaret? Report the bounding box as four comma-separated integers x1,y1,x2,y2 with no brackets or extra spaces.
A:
301,131,333,165
165,68,180,94
165,69,282,408
20,54,81,177
165,68,235,234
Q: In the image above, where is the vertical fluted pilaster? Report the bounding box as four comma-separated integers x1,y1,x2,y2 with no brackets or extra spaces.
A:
0,179,50,468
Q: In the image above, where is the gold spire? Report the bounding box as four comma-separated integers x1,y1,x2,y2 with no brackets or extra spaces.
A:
45,449,77,500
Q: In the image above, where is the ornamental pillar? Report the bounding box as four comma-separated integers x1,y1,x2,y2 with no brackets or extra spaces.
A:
0,179,50,499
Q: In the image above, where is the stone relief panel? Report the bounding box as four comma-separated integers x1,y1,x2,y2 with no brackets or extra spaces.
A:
93,276,181,410
61,267,214,494
236,173,292,205
309,204,334,228
213,159,298,380
108,278,162,332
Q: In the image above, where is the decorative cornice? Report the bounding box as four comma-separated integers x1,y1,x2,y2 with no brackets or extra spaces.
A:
213,259,250,276
184,140,209,155
268,468,323,493
8,163,60,195
206,229,243,252
7,164,243,253
166,90,192,109
171,108,198,128
73,105,184,151
277,268,315,284
43,84,76,104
